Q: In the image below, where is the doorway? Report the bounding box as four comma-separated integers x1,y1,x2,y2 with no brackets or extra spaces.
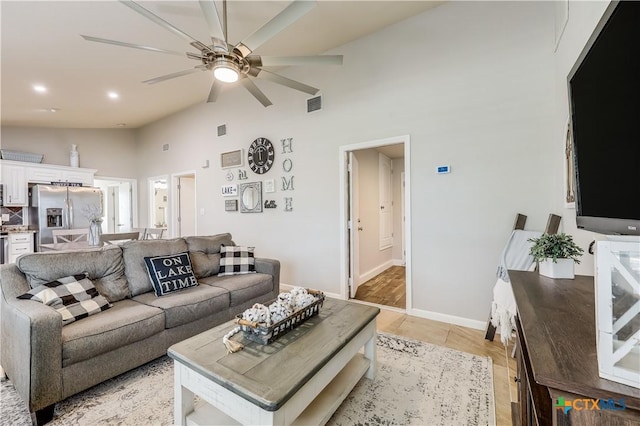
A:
339,135,411,312
172,172,196,237
94,177,137,233
148,176,169,235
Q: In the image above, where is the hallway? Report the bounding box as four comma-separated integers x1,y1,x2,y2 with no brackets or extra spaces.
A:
353,266,406,309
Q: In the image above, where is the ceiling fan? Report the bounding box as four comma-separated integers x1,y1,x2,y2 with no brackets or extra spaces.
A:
81,0,342,107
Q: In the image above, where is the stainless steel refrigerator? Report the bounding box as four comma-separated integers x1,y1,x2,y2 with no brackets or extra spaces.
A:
29,184,103,250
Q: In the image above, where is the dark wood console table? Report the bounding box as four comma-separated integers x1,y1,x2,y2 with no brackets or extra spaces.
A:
510,271,640,425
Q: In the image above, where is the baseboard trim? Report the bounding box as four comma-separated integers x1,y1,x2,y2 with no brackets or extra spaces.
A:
408,308,486,331
392,259,405,266
359,260,394,283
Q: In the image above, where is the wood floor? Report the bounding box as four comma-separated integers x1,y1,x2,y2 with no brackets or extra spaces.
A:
374,308,517,426
354,265,406,309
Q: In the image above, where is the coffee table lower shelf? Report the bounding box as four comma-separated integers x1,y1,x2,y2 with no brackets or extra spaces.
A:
185,355,370,426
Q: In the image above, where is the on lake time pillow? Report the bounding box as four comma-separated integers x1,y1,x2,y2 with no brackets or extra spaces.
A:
144,252,198,297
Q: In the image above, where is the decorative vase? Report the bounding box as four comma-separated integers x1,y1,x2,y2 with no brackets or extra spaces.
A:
88,221,102,246
539,258,575,279
70,144,79,168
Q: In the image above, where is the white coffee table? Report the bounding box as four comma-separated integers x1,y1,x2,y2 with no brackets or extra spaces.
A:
168,298,379,426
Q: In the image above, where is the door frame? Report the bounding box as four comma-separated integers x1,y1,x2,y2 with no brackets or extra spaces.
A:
338,134,412,311
171,171,197,238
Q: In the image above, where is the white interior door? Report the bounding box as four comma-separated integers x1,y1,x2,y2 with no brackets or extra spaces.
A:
348,152,361,298
107,185,119,233
401,171,406,265
379,153,393,249
177,175,196,237
117,182,132,231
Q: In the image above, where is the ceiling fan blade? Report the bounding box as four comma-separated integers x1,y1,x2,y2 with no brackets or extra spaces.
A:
81,35,185,57
235,0,316,57
119,1,203,47
240,78,273,107
142,68,203,85
254,69,319,96
250,55,343,67
198,0,226,44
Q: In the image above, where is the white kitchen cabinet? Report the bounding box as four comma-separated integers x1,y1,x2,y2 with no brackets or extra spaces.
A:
27,167,63,183
1,164,28,206
62,170,94,186
8,232,34,263
1,160,97,190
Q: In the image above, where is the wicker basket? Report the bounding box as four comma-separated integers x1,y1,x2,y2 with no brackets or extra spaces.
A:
0,149,44,163
236,289,325,345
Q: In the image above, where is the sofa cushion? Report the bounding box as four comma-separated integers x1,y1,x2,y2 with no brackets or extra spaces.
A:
132,284,230,329
61,299,164,367
185,233,234,278
199,273,274,307
218,245,256,276
16,246,129,302
122,238,189,297
144,252,198,296
17,274,111,325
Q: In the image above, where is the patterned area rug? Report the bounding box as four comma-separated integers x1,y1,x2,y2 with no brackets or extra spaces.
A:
0,333,494,425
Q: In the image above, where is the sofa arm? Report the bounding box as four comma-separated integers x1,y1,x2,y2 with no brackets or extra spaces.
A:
0,264,63,412
255,258,280,294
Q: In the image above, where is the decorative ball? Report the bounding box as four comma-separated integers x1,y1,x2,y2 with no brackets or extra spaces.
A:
269,300,293,323
294,293,316,309
242,303,271,328
277,292,295,310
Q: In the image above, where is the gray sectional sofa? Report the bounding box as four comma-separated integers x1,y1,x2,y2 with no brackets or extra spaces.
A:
0,233,279,424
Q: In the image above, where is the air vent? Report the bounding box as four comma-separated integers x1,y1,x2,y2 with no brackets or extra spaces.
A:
162,144,169,151
217,124,227,136
307,96,322,113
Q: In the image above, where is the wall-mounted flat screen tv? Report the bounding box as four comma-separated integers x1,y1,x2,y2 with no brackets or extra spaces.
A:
568,1,640,236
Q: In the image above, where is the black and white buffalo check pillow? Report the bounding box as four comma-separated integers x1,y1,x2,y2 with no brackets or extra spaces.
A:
17,274,111,325
218,245,256,276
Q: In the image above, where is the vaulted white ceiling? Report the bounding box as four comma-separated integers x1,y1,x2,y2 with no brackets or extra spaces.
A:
1,1,442,129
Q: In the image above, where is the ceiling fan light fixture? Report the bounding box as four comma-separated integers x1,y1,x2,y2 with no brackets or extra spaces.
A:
213,58,239,83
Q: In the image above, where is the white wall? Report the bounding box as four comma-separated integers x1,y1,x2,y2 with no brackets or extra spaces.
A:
0,126,138,178
135,1,562,324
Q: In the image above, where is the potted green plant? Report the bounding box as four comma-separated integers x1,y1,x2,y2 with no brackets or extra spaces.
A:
528,233,584,279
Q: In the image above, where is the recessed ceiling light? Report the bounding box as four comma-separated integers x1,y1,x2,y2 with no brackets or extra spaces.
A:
33,84,47,93
49,108,59,113
116,123,126,127
108,91,119,99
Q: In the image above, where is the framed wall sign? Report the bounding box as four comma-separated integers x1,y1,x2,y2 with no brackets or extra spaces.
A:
221,184,238,197
221,149,243,169
264,179,275,193
225,200,238,212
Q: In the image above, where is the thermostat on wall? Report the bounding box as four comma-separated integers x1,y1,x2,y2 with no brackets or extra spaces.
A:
436,165,451,174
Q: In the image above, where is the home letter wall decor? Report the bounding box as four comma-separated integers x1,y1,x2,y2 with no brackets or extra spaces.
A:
281,138,294,210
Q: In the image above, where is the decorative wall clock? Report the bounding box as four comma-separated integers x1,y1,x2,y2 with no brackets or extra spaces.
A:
248,137,275,174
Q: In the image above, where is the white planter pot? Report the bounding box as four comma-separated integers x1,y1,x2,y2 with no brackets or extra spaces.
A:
539,258,575,279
